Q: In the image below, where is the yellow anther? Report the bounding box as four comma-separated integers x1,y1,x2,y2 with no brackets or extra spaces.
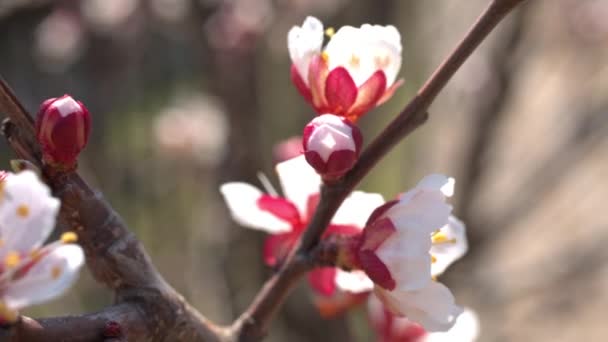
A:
51,265,62,279
431,255,437,264
349,54,360,68
431,232,456,245
16,204,29,218
0,301,18,323
325,27,335,38
4,252,21,268
61,232,78,243
374,55,391,69
321,51,329,63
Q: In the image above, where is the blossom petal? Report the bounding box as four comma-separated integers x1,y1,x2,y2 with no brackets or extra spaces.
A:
257,195,301,227
0,171,60,258
288,16,324,86
424,307,480,342
431,216,468,277
376,282,463,332
359,249,396,290
276,155,321,215
4,244,84,309
308,267,337,296
324,67,357,116
263,232,297,266
291,64,312,103
333,191,385,228
325,24,402,87
388,189,453,236
335,270,374,293
377,78,404,105
346,70,387,121
220,183,293,233
308,54,330,112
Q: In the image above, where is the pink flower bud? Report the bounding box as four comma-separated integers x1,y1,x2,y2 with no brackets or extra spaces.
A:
302,114,362,181
35,95,91,169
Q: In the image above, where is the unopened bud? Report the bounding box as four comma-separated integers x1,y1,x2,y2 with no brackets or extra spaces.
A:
35,95,91,169
302,114,362,181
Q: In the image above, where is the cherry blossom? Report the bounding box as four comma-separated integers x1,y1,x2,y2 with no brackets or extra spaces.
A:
288,16,403,121
220,155,381,296
0,171,85,322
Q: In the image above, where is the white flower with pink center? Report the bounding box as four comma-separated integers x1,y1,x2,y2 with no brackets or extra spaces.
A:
288,16,403,121
354,175,467,331
220,155,382,296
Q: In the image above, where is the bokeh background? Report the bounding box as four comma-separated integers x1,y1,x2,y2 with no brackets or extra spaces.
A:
1,0,608,341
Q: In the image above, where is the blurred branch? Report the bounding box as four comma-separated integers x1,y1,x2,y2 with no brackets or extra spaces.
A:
455,3,528,247
490,104,608,232
231,0,526,340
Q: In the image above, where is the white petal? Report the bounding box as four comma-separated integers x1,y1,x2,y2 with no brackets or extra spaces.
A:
388,190,453,235
4,244,85,309
324,23,402,87
335,270,374,293
275,155,321,216
376,245,432,291
219,183,293,233
413,174,455,198
423,307,480,342
379,282,463,332
288,16,324,85
0,171,60,258
332,191,384,228
431,216,468,277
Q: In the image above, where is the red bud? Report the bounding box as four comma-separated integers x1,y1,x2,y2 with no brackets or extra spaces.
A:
35,95,91,169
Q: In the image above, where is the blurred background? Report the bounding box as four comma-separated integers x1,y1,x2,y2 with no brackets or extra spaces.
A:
1,0,608,341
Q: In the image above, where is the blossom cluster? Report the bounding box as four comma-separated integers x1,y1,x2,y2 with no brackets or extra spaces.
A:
221,15,477,341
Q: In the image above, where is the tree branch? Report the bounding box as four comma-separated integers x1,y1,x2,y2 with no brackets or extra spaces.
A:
231,0,527,340
0,85,224,341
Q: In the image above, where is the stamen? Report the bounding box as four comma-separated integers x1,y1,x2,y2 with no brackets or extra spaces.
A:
4,252,21,268
257,172,278,197
61,232,78,243
51,266,62,279
431,231,456,245
321,51,329,63
349,54,360,68
374,55,391,69
431,255,437,263
325,27,335,38
0,301,17,323
16,204,30,218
